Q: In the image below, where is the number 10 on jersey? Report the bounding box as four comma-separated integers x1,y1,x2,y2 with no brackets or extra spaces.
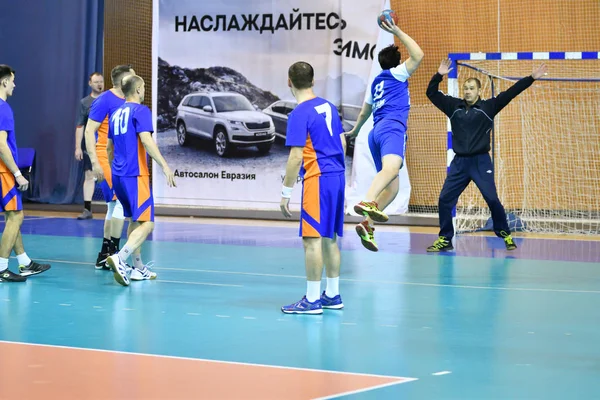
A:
111,107,131,136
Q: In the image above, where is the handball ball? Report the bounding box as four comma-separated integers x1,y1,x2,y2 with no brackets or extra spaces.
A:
377,9,398,27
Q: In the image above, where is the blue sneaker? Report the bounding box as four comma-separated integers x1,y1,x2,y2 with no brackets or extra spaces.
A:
320,291,344,310
281,296,323,315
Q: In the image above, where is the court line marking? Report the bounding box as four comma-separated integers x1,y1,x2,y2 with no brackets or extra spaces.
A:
313,377,418,400
0,340,418,382
432,371,452,376
157,279,243,288
28,258,600,294
12,214,600,243
0,216,57,222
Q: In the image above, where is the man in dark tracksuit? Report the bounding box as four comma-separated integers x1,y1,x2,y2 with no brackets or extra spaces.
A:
425,58,548,252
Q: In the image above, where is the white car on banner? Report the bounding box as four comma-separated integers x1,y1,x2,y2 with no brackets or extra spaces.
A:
176,92,276,157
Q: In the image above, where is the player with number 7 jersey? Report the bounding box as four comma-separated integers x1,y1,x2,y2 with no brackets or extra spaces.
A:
280,61,347,314
285,98,346,181
285,95,346,241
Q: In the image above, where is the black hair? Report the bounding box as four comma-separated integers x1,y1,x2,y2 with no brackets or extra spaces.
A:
110,64,133,87
288,61,314,90
0,64,15,83
378,45,401,70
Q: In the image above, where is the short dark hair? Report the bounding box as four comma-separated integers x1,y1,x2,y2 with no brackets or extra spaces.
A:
0,64,15,83
465,77,482,89
121,75,144,97
378,45,401,70
111,64,133,87
89,72,103,80
288,61,314,90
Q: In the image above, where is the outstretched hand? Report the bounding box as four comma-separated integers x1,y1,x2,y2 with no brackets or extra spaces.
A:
438,58,453,75
380,18,401,35
531,63,548,79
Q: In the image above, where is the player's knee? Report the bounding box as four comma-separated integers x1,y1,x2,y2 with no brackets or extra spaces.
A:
381,155,403,174
302,236,321,250
485,196,501,208
105,201,115,220
6,210,24,225
321,237,338,251
438,194,454,209
112,201,125,220
140,221,155,234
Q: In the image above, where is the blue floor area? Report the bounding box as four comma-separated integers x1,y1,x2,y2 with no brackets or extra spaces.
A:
2,217,600,399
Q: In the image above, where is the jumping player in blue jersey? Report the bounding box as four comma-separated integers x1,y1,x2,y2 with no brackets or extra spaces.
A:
346,18,424,251
280,61,347,314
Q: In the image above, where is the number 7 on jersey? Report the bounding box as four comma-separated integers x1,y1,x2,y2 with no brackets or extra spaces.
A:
314,103,333,136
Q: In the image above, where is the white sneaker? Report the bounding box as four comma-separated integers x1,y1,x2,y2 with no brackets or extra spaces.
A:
130,265,157,281
106,254,130,286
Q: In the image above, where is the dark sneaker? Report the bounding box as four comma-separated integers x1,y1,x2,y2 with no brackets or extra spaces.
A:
77,209,93,220
95,252,111,270
355,221,378,252
500,231,517,250
427,236,454,252
0,269,27,282
353,201,388,223
19,261,51,276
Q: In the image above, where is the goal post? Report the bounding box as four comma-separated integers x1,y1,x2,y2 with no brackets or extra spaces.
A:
446,51,600,235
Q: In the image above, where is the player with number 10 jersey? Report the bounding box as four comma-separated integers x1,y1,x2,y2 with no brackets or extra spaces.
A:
108,101,153,222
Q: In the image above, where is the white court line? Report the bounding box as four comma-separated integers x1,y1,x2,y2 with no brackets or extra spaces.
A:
432,371,452,376
313,377,418,400
30,258,600,294
0,340,418,382
157,280,243,288
0,217,57,222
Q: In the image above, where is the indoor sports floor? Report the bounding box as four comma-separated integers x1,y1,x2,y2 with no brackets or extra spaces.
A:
1,211,599,400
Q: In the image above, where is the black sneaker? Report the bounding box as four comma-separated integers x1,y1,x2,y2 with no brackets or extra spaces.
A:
500,231,517,250
19,261,51,276
95,252,111,270
0,269,27,282
427,236,454,252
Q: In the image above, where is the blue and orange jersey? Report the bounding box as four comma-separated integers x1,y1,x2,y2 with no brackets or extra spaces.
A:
285,97,345,180
88,89,126,152
108,102,153,177
0,99,17,173
366,62,411,126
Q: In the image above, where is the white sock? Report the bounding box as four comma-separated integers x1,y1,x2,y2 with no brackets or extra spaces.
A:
133,254,144,269
325,277,340,298
16,252,32,267
306,280,321,303
118,245,134,263
0,257,8,272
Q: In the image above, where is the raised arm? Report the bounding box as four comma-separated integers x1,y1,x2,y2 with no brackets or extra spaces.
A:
492,63,548,115
426,58,459,117
380,19,424,75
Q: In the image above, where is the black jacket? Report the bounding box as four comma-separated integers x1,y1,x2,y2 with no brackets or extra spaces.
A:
426,72,535,156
